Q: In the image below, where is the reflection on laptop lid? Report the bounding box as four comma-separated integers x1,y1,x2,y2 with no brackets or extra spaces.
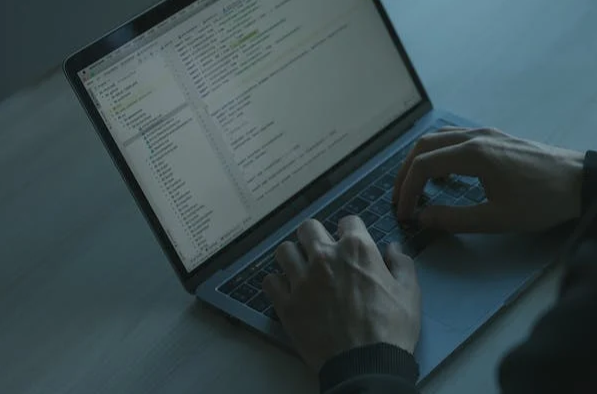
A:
76,0,422,276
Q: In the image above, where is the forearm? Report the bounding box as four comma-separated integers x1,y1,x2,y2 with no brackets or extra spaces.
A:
497,149,597,393
498,260,597,394
319,344,420,394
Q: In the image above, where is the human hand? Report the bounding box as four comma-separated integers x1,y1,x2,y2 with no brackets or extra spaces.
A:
263,216,421,372
393,127,584,233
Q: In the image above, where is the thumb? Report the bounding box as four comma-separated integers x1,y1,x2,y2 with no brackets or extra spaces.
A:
384,243,416,282
418,202,500,233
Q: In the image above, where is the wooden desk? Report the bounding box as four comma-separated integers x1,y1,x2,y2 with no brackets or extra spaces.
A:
1,0,596,393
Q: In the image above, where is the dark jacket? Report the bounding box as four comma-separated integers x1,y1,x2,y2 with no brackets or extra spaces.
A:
320,152,597,394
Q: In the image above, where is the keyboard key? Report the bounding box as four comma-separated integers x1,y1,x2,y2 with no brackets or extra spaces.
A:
345,197,369,214
219,277,244,295
248,270,269,290
369,227,386,242
458,175,479,186
443,180,470,198
377,240,390,253
382,191,394,203
230,284,258,304
399,220,422,238
264,307,280,322
328,209,351,225
464,186,486,203
219,267,253,294
375,175,395,191
360,211,380,227
383,228,409,245
374,215,399,233
388,164,402,178
361,186,385,202
388,148,408,166
244,261,262,279
264,261,283,274
323,220,337,236
247,292,272,313
430,193,456,206
370,159,395,179
424,181,445,198
369,199,392,216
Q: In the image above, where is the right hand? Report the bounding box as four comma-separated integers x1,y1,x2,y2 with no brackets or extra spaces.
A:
393,127,585,233
263,217,421,372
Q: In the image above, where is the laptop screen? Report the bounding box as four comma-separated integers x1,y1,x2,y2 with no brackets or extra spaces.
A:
79,0,421,272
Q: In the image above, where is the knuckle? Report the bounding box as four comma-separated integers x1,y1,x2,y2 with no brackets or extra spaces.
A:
472,127,501,138
462,138,485,154
342,232,362,245
311,257,333,279
341,232,372,253
311,243,331,265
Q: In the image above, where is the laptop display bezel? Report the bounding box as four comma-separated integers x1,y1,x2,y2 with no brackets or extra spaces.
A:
64,0,432,293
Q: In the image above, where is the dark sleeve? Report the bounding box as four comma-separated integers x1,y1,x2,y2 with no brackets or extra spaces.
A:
498,150,597,394
582,151,597,237
319,344,420,394
498,259,597,394
582,151,597,217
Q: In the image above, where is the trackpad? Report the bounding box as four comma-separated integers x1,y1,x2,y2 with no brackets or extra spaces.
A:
415,232,560,331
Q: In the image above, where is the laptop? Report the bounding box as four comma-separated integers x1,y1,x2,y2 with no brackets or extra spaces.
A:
64,0,565,382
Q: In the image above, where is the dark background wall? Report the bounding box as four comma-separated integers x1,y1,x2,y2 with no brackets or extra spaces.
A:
0,0,161,101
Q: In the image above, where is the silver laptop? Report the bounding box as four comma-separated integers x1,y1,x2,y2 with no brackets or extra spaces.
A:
64,0,564,382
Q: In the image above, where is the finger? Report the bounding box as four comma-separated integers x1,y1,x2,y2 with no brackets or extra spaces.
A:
263,273,290,311
337,215,369,238
275,241,308,288
393,129,471,203
397,144,481,220
385,243,417,283
297,219,335,262
419,203,503,233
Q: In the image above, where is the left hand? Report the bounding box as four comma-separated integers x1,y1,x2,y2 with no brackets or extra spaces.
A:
263,216,421,372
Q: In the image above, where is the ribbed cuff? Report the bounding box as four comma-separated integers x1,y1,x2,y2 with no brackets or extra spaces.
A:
318,343,420,393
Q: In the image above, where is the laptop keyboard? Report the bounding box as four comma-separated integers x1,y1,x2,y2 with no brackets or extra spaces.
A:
217,122,487,321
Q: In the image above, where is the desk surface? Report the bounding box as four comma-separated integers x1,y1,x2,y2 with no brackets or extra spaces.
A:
1,0,596,393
